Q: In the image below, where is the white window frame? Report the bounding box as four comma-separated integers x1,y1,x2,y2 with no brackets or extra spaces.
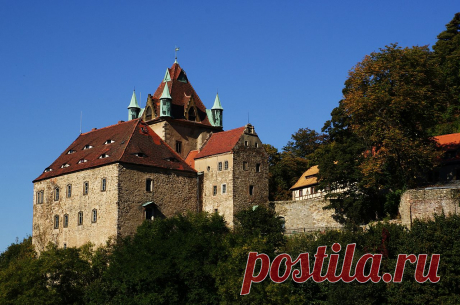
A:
222,184,227,194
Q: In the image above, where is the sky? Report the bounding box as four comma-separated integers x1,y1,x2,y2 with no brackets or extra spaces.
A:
0,0,458,252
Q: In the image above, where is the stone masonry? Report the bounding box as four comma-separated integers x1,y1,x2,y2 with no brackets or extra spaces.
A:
274,198,342,233
399,188,460,228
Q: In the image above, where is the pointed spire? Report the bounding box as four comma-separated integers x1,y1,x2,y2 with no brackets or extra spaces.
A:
128,90,140,109
163,68,171,82
212,93,223,110
160,82,172,99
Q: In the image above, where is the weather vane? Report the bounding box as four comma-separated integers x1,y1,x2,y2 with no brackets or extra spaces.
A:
175,46,180,63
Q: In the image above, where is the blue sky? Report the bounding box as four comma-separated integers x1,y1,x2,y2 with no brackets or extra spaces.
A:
0,1,458,252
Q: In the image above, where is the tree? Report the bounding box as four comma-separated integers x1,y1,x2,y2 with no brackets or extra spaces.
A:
86,213,228,305
283,128,329,159
263,144,310,201
316,44,445,224
432,12,460,134
341,44,443,190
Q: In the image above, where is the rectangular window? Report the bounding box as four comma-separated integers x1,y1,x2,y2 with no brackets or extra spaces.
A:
256,163,261,172
222,184,227,194
213,185,217,196
64,214,69,228
92,209,97,223
249,185,254,196
67,184,72,198
176,141,182,154
36,191,44,204
78,211,83,225
255,142,259,148
245,140,249,147
146,179,153,192
218,162,222,171
54,187,59,201
299,189,303,197
224,161,229,170
54,215,59,229
101,178,107,192
83,182,89,195
243,161,248,171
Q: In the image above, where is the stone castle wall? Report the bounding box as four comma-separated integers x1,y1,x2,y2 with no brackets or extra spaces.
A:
195,152,234,225
399,188,460,228
32,164,120,252
274,198,342,233
232,134,269,219
117,163,199,237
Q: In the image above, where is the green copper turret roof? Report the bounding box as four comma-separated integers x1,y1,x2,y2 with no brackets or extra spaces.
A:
211,93,223,110
160,82,172,99
128,90,140,109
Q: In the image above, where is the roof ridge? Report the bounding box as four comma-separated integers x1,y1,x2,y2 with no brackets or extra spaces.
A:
118,119,142,162
80,120,133,135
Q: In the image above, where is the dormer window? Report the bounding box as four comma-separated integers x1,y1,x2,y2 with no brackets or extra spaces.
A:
164,157,178,162
99,153,109,159
83,145,93,150
78,159,88,164
61,163,70,168
43,167,53,173
134,153,147,158
104,139,115,144
67,149,76,154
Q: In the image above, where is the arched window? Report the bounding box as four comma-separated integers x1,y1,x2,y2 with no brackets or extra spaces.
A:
78,211,83,225
92,209,97,223
54,215,59,229
145,107,152,120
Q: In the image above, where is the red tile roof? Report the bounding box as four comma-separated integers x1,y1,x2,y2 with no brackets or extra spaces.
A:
149,63,212,126
434,133,460,149
195,127,246,159
33,119,195,182
185,150,199,169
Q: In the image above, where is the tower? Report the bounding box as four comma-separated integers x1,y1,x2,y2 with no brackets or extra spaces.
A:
211,93,223,127
127,90,140,120
160,82,172,117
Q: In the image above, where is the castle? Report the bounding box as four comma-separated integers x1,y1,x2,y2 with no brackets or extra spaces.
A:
32,61,269,251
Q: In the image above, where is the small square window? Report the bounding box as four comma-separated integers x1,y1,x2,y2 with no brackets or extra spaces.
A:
146,179,153,192
64,214,69,228
213,185,217,196
249,185,254,196
78,211,83,225
243,161,248,171
67,184,72,198
54,215,59,229
54,187,60,201
218,162,222,171
256,163,261,172
101,178,107,192
222,184,227,194
92,209,97,223
224,161,229,170
83,182,89,195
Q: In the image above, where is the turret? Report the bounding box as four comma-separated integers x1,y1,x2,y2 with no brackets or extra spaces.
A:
211,93,223,127
127,90,140,120
160,82,172,117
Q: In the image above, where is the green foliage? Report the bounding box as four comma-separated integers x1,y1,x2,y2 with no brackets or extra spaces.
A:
263,144,310,201
87,212,229,305
283,128,329,159
432,13,460,134
234,205,286,249
0,239,96,305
